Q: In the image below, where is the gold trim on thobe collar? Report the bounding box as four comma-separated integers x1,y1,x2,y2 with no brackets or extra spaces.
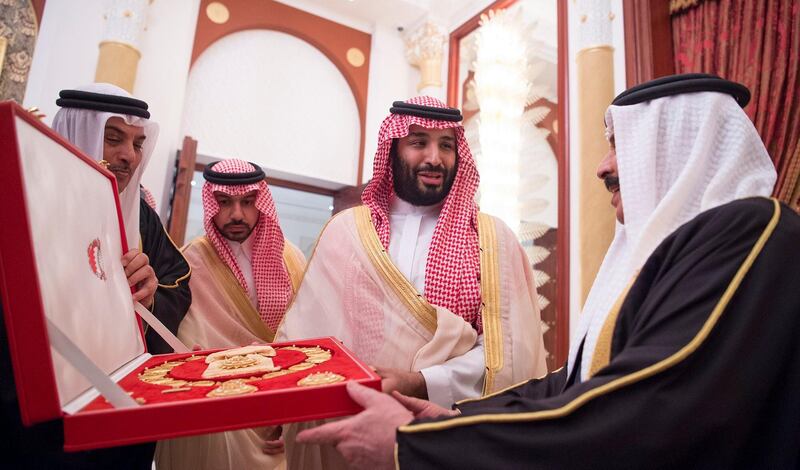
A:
477,212,502,395
354,205,504,392
191,237,275,342
354,205,438,333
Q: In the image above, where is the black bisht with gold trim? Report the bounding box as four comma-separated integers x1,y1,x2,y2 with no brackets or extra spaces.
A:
396,198,800,469
138,198,192,354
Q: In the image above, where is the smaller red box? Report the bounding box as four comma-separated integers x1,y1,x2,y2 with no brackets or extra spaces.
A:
0,102,380,451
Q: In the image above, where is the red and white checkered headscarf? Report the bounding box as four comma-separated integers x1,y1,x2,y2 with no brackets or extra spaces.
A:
140,186,157,210
202,159,291,331
362,96,482,332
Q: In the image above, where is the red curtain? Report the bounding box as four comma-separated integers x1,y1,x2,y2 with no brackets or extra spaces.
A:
672,0,800,208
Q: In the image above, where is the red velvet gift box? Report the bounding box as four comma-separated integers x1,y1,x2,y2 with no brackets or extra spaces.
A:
0,102,380,451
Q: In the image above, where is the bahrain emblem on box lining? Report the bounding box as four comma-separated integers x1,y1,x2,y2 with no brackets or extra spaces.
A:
87,238,107,281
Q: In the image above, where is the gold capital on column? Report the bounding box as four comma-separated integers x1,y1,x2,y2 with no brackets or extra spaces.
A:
95,41,141,93
417,57,442,90
405,22,446,92
577,44,616,305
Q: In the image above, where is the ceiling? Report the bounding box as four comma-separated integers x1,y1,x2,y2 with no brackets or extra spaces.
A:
276,0,494,33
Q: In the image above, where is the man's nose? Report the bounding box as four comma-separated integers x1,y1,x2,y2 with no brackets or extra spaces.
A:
423,143,443,166
117,141,136,164
230,201,245,219
596,150,614,180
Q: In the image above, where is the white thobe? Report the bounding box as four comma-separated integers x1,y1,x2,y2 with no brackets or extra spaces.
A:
387,197,485,408
225,234,257,308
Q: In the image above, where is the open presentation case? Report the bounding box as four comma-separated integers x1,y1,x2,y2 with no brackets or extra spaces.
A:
0,102,380,451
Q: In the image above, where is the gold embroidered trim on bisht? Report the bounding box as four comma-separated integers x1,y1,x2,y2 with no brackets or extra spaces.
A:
193,236,274,342
354,205,438,334
399,199,781,434
282,241,305,294
588,275,638,378
155,221,192,289
456,367,559,406
477,212,502,395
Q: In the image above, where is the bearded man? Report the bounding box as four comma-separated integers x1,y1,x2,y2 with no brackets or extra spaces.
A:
276,96,547,469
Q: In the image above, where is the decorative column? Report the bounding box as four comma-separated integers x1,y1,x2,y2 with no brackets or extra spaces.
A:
575,0,616,305
95,0,149,93
0,0,38,103
404,21,446,97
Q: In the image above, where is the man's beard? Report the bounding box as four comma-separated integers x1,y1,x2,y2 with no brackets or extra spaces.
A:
218,221,254,242
392,151,457,207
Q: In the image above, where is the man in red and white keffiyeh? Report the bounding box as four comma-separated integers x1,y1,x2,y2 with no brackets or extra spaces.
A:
276,98,545,470
179,158,304,342
202,159,293,330
361,96,482,332
159,159,304,470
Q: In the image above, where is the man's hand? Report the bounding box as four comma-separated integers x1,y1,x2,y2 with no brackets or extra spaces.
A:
376,367,427,399
296,381,412,470
262,426,284,455
392,391,459,420
121,249,157,309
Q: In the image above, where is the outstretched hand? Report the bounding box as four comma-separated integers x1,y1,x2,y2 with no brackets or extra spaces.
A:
297,381,413,470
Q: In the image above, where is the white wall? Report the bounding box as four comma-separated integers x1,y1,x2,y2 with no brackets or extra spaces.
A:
23,0,104,122
24,0,200,215
134,0,201,216
363,23,418,181
362,0,497,182
181,29,361,187
611,0,627,96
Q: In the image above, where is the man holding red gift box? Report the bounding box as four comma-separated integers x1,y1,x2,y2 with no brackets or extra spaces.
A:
52,83,192,356
2,83,193,470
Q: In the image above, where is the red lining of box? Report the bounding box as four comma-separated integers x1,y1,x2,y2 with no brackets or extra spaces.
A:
81,342,371,410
